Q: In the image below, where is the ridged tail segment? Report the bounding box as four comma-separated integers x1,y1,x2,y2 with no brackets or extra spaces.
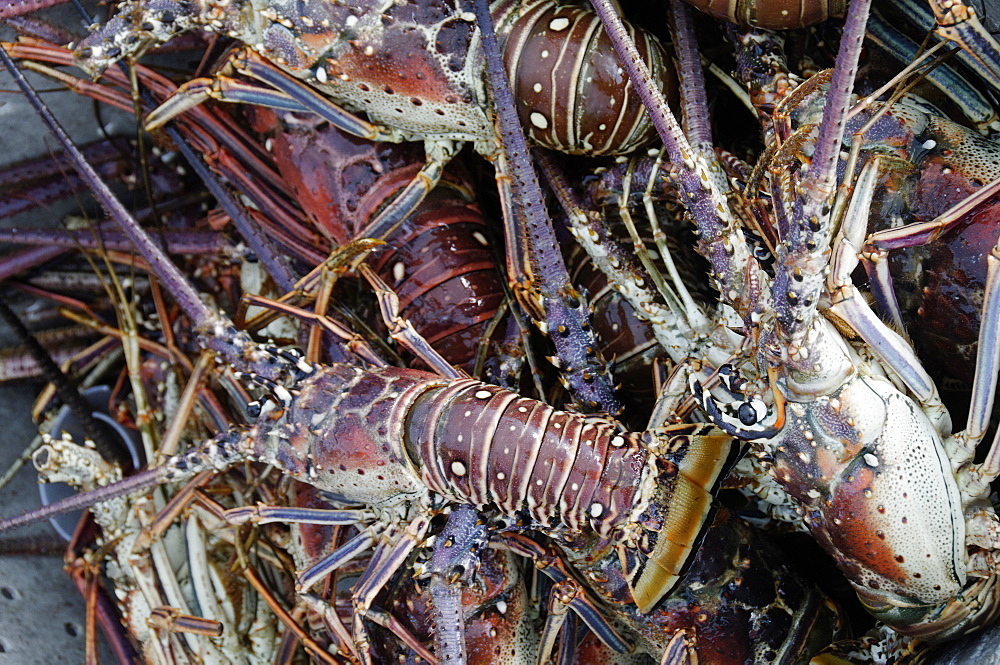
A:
494,0,668,156
402,379,648,539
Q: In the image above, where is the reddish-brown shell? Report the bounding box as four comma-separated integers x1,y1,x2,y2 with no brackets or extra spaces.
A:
684,0,848,28
496,0,675,155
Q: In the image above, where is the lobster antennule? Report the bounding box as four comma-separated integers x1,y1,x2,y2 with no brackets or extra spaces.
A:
629,428,741,613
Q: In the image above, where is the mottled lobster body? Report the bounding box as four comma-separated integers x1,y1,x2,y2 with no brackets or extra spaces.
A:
247,110,506,370
246,362,735,612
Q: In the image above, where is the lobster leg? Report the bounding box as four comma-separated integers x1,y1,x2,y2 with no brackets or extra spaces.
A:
500,532,631,655
861,175,1000,332
536,580,575,665
947,202,1000,494
351,516,432,665
294,532,376,594
223,504,368,526
145,48,458,243
927,0,1000,94
824,159,950,427
356,263,465,380
867,9,1000,133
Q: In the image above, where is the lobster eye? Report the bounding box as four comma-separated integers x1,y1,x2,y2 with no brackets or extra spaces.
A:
737,402,759,426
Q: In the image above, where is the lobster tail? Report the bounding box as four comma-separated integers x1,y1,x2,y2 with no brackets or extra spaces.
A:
628,426,740,613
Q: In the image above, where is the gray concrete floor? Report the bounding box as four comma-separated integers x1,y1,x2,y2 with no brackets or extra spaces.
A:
0,381,118,664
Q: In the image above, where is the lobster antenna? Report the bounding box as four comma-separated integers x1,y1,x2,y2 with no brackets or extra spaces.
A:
0,425,255,533
669,0,713,148
471,0,621,415
771,0,872,345
0,45,296,381
0,46,215,330
588,0,756,310
0,467,167,533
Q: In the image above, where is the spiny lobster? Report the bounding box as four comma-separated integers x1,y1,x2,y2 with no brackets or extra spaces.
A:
67,0,680,417
582,0,1000,647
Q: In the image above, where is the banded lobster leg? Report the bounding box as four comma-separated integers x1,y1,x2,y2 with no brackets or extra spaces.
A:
142,47,460,249
925,0,1000,94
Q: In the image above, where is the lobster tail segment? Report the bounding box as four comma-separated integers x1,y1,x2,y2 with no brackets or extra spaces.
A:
628,426,740,613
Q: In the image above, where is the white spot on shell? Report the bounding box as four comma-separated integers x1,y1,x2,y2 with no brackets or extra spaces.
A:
611,436,625,447
451,461,467,476
533,83,543,93
497,600,508,614
393,262,405,282
864,453,879,467
549,17,570,30
540,50,550,58
273,385,292,407
475,390,492,399
590,502,604,518
530,112,549,129
345,15,358,27
497,472,506,480
922,139,937,150
472,231,488,246
315,66,327,83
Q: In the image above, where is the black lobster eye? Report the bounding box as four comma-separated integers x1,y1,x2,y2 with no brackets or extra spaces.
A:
738,402,759,426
